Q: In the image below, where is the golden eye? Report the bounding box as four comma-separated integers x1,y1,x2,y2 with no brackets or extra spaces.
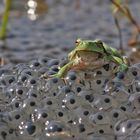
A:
97,40,103,46
75,39,81,46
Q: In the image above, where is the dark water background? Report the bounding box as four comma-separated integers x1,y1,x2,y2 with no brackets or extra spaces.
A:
0,0,140,64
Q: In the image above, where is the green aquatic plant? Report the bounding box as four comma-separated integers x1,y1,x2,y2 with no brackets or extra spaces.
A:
0,0,11,40
111,0,140,48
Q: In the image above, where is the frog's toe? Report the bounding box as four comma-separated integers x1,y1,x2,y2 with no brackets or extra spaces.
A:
119,64,128,72
41,73,49,79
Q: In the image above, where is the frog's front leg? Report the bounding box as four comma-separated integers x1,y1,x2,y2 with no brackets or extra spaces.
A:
103,55,128,72
52,61,74,78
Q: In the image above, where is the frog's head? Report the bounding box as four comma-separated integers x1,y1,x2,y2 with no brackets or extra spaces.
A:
68,39,104,61
75,38,105,50
75,38,103,48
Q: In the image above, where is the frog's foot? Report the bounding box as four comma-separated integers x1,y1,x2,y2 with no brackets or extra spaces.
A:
41,73,60,79
118,64,128,72
41,73,50,79
41,72,67,84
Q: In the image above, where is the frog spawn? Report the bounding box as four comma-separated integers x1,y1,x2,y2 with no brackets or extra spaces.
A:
0,57,139,140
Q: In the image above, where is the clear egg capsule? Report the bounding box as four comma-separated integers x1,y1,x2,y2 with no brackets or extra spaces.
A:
64,71,80,86
87,134,116,140
62,93,81,110
114,136,128,140
8,110,26,127
58,57,68,68
54,108,74,123
90,77,109,94
130,135,140,140
73,106,94,121
17,73,31,85
38,57,51,66
15,86,28,99
0,86,15,103
8,97,23,111
47,59,60,67
118,101,135,116
57,85,72,99
27,87,43,100
111,87,130,103
0,67,14,76
0,75,17,86
109,109,127,125
92,124,114,135
29,60,41,70
44,121,71,138
44,77,65,96
70,122,93,139
37,67,49,77
121,66,140,85
27,77,40,88
0,125,17,140
94,63,114,77
77,90,95,105
70,83,87,94
131,79,140,93
89,111,110,125
50,65,59,73
0,112,11,124
129,92,140,111
18,121,42,138
13,63,30,74
33,108,56,123
42,96,62,109
92,95,116,111
22,96,40,114
114,119,140,136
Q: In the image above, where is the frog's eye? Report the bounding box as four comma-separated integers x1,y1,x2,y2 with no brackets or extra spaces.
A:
75,39,81,46
96,40,103,47
97,40,103,44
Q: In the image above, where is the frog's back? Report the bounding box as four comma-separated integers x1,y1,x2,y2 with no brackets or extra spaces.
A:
103,42,122,58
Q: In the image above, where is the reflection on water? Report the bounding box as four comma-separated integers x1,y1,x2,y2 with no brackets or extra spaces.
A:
0,0,48,20
0,0,139,64
26,0,48,20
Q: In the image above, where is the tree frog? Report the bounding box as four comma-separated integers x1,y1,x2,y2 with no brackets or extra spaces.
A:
49,39,128,78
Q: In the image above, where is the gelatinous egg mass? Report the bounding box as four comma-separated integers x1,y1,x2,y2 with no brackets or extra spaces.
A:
0,57,139,140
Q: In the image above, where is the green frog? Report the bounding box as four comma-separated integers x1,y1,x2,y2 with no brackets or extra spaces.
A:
46,39,128,78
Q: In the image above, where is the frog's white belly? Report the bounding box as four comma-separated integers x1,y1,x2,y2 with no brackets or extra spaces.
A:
73,52,107,70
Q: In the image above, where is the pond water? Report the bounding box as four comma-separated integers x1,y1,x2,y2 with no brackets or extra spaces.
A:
0,1,140,140
0,0,140,64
